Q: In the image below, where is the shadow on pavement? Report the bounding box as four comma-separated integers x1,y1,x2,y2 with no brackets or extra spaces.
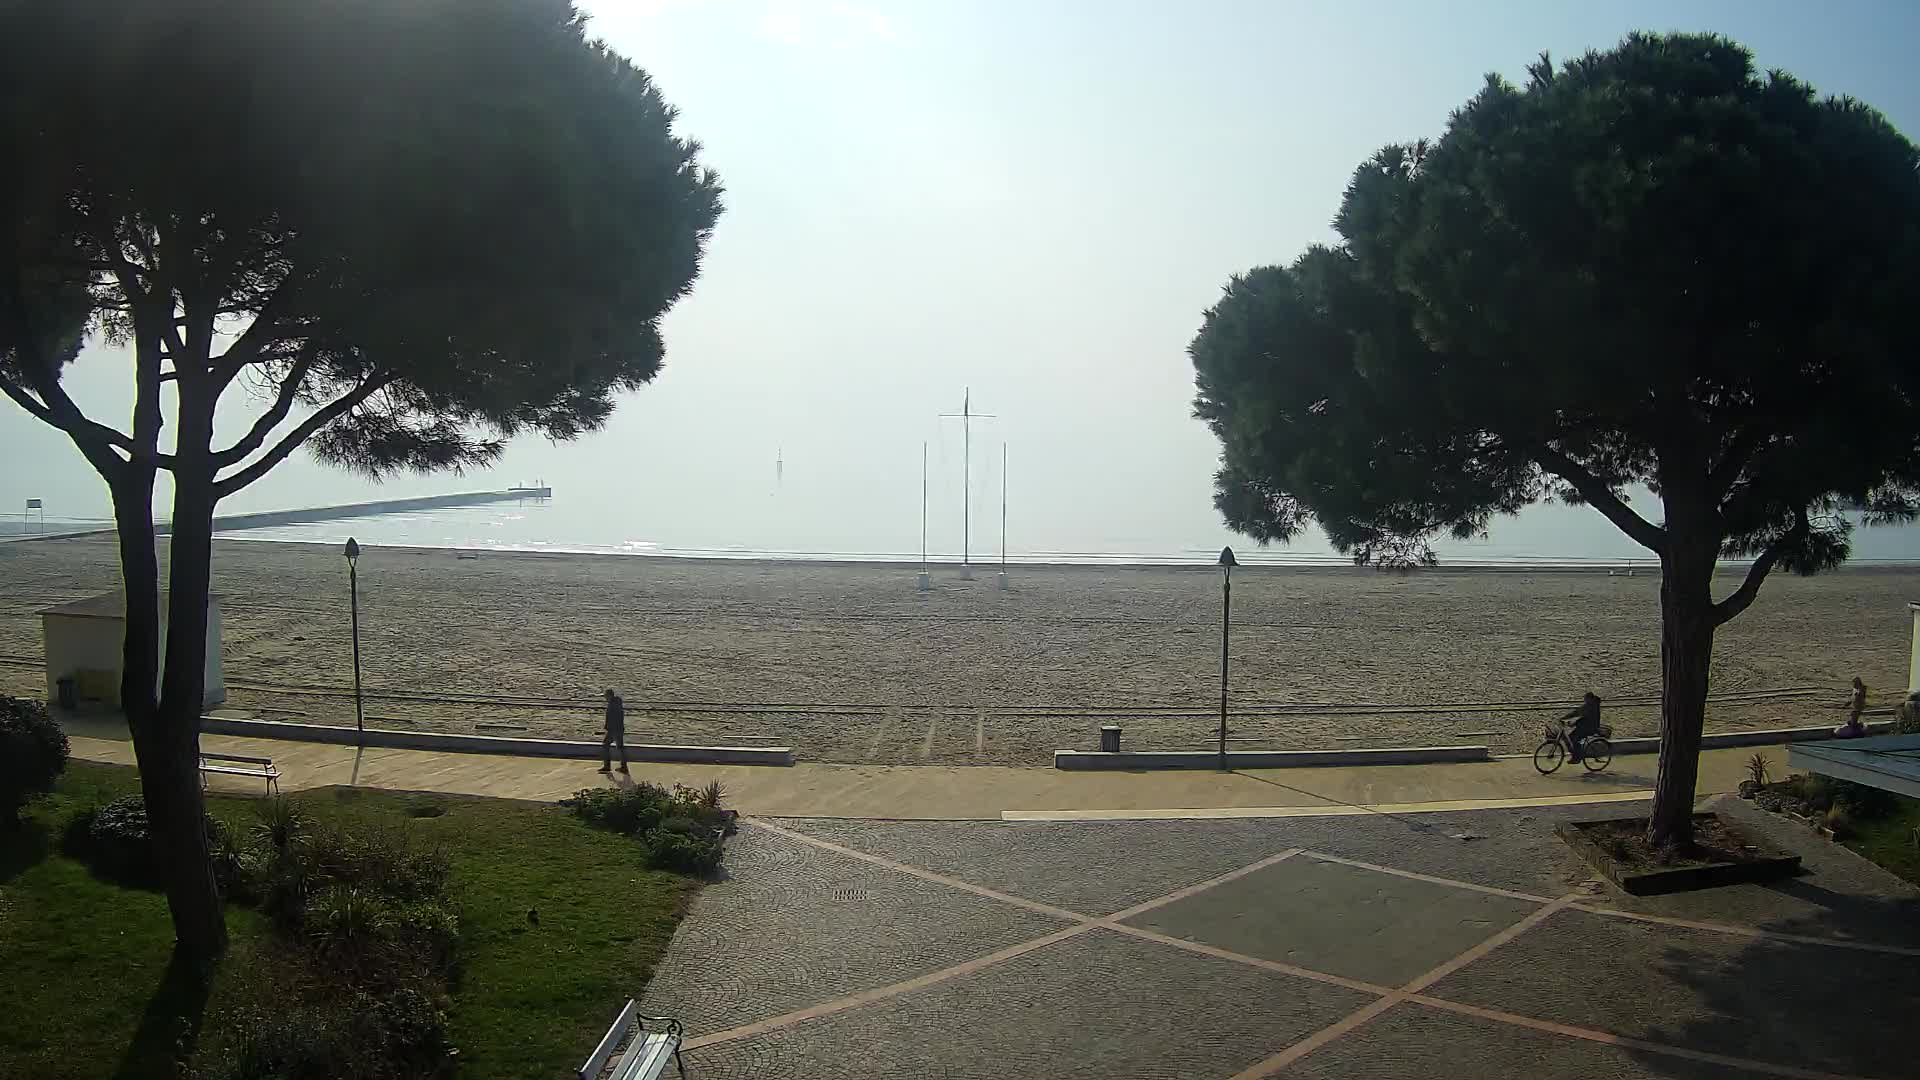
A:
1625,890,1918,1078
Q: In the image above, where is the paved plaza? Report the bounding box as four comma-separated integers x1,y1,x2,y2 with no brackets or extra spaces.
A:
642,797,1920,1079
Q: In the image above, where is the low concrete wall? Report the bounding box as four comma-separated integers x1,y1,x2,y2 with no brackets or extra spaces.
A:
1053,746,1492,771
198,716,795,766
1607,720,1894,756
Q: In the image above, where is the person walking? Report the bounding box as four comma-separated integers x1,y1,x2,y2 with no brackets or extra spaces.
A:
600,688,628,773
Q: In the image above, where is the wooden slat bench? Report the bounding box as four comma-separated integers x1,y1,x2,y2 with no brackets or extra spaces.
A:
580,999,685,1080
198,752,280,796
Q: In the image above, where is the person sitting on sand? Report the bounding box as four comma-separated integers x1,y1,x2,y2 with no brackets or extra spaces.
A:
1558,692,1603,763
600,688,629,773
1834,677,1868,738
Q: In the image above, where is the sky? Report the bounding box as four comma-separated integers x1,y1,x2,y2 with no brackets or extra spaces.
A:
6,1,1920,560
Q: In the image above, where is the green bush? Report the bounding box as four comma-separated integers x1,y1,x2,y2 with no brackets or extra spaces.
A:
194,986,455,1080
251,796,310,852
296,823,451,903
74,794,160,883
643,826,725,874
563,781,732,872
561,783,672,834
307,884,393,952
0,695,69,827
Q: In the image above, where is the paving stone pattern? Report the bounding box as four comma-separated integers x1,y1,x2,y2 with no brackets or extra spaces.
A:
1124,857,1540,986
641,806,1919,1079
639,824,1072,1036
1287,1002,1755,1080
685,928,1376,1080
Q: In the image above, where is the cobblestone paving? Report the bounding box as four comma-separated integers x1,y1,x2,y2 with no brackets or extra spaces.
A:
641,800,1918,1079
786,806,1603,913
684,928,1375,1079
639,824,1072,1036
1123,856,1541,986
1287,1003,1753,1080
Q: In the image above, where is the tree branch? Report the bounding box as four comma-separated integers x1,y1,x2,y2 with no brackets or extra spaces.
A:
1713,524,1799,627
212,374,394,497
0,370,131,478
211,346,318,466
1535,444,1666,554
1708,427,1764,499
210,277,300,388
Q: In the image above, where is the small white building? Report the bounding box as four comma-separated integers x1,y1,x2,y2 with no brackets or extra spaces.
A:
39,592,225,710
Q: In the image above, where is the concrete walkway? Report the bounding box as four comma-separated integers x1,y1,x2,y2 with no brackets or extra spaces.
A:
66,715,1783,819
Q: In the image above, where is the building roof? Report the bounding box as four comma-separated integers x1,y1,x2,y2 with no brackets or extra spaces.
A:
1789,734,1920,800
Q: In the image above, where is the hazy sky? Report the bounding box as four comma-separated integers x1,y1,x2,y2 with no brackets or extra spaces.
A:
6,1,1919,559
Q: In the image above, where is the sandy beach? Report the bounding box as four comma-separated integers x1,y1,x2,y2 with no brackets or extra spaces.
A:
0,534,1911,765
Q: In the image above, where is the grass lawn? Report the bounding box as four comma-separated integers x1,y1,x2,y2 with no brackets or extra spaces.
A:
1842,792,1920,886
0,761,699,1080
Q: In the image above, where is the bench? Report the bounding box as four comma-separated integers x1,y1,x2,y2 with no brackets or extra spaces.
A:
198,752,280,796
579,999,685,1080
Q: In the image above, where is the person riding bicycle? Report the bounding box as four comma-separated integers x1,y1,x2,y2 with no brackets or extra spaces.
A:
1557,692,1603,763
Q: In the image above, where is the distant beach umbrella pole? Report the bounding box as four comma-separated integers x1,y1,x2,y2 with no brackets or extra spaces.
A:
344,537,365,743
918,442,931,592
998,442,1008,591
940,388,994,581
1218,546,1237,771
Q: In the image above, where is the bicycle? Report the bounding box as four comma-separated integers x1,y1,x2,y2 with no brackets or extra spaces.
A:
1533,719,1613,774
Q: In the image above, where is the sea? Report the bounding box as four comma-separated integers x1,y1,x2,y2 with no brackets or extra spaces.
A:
194,496,1920,569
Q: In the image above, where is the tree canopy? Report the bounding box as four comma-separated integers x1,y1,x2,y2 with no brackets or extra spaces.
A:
1,0,723,488
1194,33,1920,581
0,0,722,960
1191,32,1920,845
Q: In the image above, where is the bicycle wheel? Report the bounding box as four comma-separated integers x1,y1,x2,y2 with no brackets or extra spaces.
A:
1582,737,1613,772
1533,739,1565,774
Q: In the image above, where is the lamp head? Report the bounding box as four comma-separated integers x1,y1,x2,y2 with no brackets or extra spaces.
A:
344,537,361,563
1218,546,1238,568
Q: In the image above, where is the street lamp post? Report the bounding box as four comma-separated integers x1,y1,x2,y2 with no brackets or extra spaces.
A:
1218,546,1236,771
345,537,364,743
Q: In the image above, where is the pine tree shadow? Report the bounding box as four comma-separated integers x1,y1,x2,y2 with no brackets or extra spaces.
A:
111,946,214,1080
0,818,53,885
1622,886,1919,1078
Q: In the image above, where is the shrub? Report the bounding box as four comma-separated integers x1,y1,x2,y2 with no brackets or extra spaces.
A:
1823,805,1853,839
194,987,455,1080
645,818,725,874
251,797,309,852
307,885,393,953
385,900,462,974
0,695,69,828
561,783,672,834
1745,753,1772,788
77,794,160,882
564,781,732,871
296,824,450,903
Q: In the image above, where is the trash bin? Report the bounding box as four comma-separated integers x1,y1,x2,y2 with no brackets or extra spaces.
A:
56,676,77,711
1100,725,1121,753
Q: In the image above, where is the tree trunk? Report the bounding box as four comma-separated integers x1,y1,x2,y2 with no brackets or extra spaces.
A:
1647,542,1718,849
151,408,228,962
108,459,226,962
